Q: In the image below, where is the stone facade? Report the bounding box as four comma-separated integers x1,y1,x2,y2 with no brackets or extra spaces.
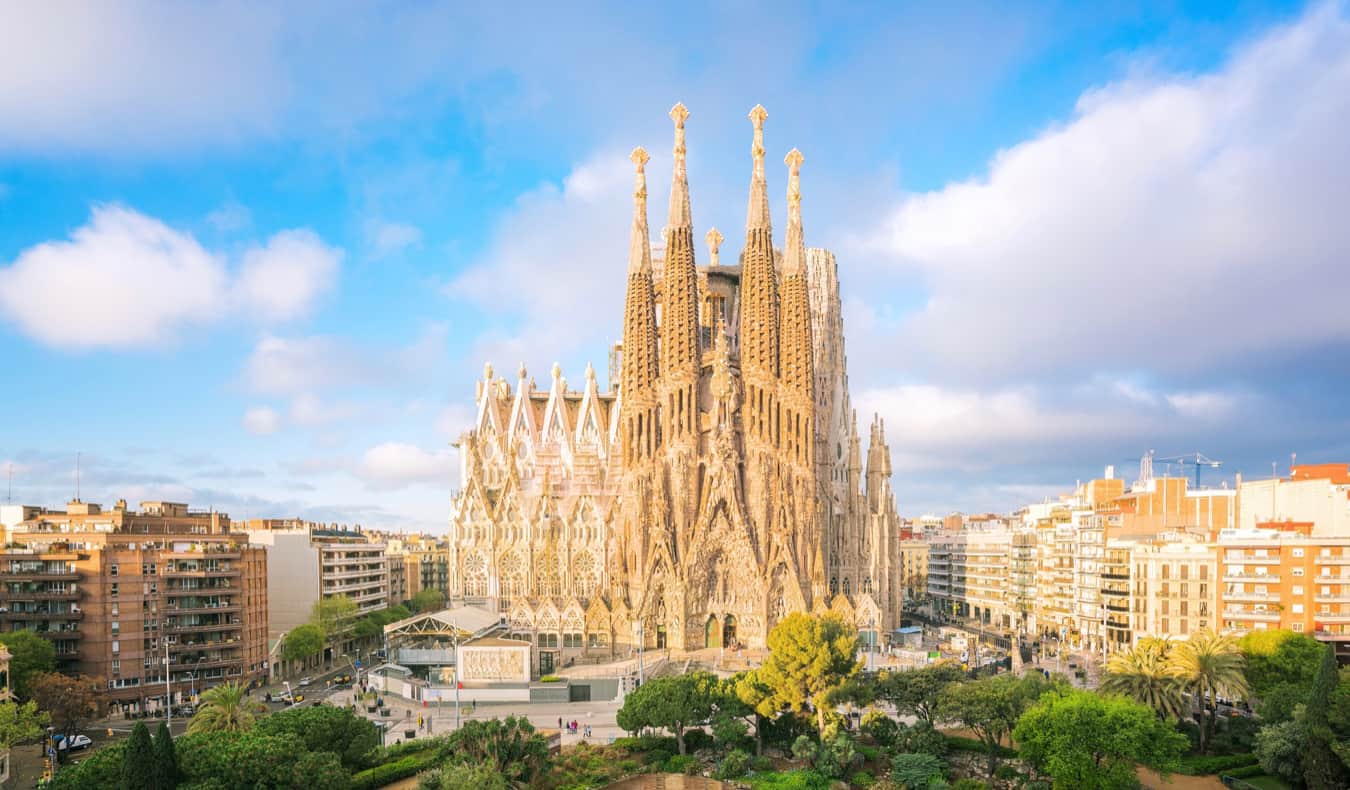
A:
448,105,901,661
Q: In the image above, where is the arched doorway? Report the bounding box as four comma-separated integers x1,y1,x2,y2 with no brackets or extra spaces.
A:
705,615,720,649
656,625,667,649
722,615,737,648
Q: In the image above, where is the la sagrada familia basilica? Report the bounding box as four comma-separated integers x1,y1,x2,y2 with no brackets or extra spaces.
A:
449,104,902,665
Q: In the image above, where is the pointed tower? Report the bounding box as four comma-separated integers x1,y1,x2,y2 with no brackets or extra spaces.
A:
660,102,702,447
738,104,781,448
620,147,660,466
779,148,815,469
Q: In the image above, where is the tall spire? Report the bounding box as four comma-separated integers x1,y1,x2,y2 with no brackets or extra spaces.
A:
783,148,805,275
668,102,691,230
746,104,771,231
628,147,652,274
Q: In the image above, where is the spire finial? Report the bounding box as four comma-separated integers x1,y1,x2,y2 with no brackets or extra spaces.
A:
668,103,692,229
627,147,653,274
785,148,803,218
705,227,723,267
746,104,771,230
783,148,805,274
551,362,562,381
518,361,527,380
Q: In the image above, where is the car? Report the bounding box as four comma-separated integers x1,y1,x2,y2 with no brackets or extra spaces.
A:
298,676,313,687
176,705,195,717
56,734,92,751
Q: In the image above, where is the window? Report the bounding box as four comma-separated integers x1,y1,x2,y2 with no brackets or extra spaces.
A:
1293,548,1305,557
1293,586,1304,596
1161,618,1170,633
1292,622,1305,632
110,564,119,577
1292,604,1304,614
563,633,582,648
111,640,120,654
110,583,119,597
587,632,609,649
111,659,121,674
111,621,120,635
1293,567,1305,577
111,603,119,616
537,633,559,648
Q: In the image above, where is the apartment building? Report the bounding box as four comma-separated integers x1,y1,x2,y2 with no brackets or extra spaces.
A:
1237,464,1350,537
927,530,1014,628
1,501,268,715
897,538,928,600
1130,533,1217,642
243,520,389,640
1113,476,1237,536
1217,523,1350,639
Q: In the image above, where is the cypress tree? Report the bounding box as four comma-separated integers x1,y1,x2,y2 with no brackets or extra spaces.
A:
1302,644,1349,789
121,721,155,790
152,720,181,789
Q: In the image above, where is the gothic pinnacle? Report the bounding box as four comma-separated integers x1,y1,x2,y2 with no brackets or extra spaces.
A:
783,148,805,275
746,104,771,231
706,227,723,267
628,147,652,274
668,102,692,230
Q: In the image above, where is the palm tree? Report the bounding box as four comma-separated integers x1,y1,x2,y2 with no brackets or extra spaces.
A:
1101,637,1186,720
1167,630,1250,753
187,681,267,735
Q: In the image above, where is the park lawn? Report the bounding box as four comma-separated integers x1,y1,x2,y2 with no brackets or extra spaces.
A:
1242,776,1294,790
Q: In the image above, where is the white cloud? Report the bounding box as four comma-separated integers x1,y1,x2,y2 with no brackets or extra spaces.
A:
206,201,253,233
450,151,633,365
241,406,282,436
241,326,446,397
364,219,423,258
863,4,1350,381
0,205,340,349
357,442,454,489
234,229,341,322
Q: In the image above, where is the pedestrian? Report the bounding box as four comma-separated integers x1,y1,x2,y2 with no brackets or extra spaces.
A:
472,699,477,711
558,716,563,730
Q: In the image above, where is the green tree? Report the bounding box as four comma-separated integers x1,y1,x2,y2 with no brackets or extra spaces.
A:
1301,643,1349,789
1330,667,1350,767
281,623,326,665
153,721,181,790
438,716,549,785
352,605,412,641
734,669,777,754
1014,690,1187,790
937,674,1040,776
0,699,47,749
888,752,946,790
409,589,446,613
254,702,379,771
616,671,718,754
1167,630,1249,754
1101,638,1185,720
1239,629,1324,722
0,630,57,698
29,672,109,735
122,721,155,790
187,681,266,735
757,612,861,734
874,663,965,724
1255,717,1305,786
418,762,507,790
310,595,359,639
173,730,351,789
46,741,125,790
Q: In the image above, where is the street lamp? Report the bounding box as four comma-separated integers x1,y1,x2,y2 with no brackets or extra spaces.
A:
633,622,644,686
190,656,207,702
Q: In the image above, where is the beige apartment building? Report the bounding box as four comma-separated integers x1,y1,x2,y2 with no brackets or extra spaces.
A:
927,530,1014,629
243,520,389,642
897,538,928,600
0,501,268,714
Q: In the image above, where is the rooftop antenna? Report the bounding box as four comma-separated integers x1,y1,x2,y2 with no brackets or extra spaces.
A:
6,462,11,504
76,452,82,502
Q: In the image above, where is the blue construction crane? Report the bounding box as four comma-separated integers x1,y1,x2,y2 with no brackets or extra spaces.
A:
1155,452,1223,489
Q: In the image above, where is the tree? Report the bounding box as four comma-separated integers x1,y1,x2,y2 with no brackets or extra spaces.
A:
439,716,549,785
310,595,359,639
254,702,379,771
729,670,776,755
874,663,965,724
1255,717,1306,786
888,753,946,790
0,630,57,698
352,605,412,641
153,721,181,790
122,721,155,790
1301,643,1349,789
1101,638,1185,720
757,612,862,734
1167,630,1249,754
409,589,446,613
29,672,109,735
1014,690,1187,790
281,623,326,666
937,674,1038,776
616,671,718,754
173,730,351,790
0,699,47,749
418,762,507,790
1240,629,1324,722
187,681,266,735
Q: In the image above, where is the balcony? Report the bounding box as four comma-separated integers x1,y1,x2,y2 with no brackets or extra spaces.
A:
0,569,79,581
163,567,240,579
166,620,243,633
168,657,239,671
1224,591,1279,603
1315,556,1350,565
166,603,240,615
1221,608,1280,622
0,589,79,601
162,550,241,561
1223,573,1280,584
0,608,83,620
1225,555,1280,565
1315,614,1350,624
1315,594,1350,604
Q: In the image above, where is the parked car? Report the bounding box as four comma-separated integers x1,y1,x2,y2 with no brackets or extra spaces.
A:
56,734,92,751
175,705,195,717
298,676,313,687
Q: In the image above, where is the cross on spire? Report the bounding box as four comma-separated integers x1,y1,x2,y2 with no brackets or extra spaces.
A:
705,227,723,268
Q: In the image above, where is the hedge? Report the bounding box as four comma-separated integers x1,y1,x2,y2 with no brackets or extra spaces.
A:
350,753,438,790
944,734,1017,758
1176,753,1259,775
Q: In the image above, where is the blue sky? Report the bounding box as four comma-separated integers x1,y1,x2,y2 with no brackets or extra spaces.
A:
2,1,1348,531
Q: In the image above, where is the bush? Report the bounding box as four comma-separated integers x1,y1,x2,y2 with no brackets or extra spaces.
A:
1211,716,1262,755
351,754,436,790
894,721,948,757
861,711,899,745
663,754,698,774
951,780,989,790
716,748,753,780
889,752,946,790
944,735,1015,758
417,762,508,790
1175,753,1258,775
752,755,774,772
792,734,818,762
47,742,126,790
255,702,381,771
743,770,833,790
850,770,876,786
994,763,1021,780
1224,764,1267,779
684,728,715,752
539,674,562,683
